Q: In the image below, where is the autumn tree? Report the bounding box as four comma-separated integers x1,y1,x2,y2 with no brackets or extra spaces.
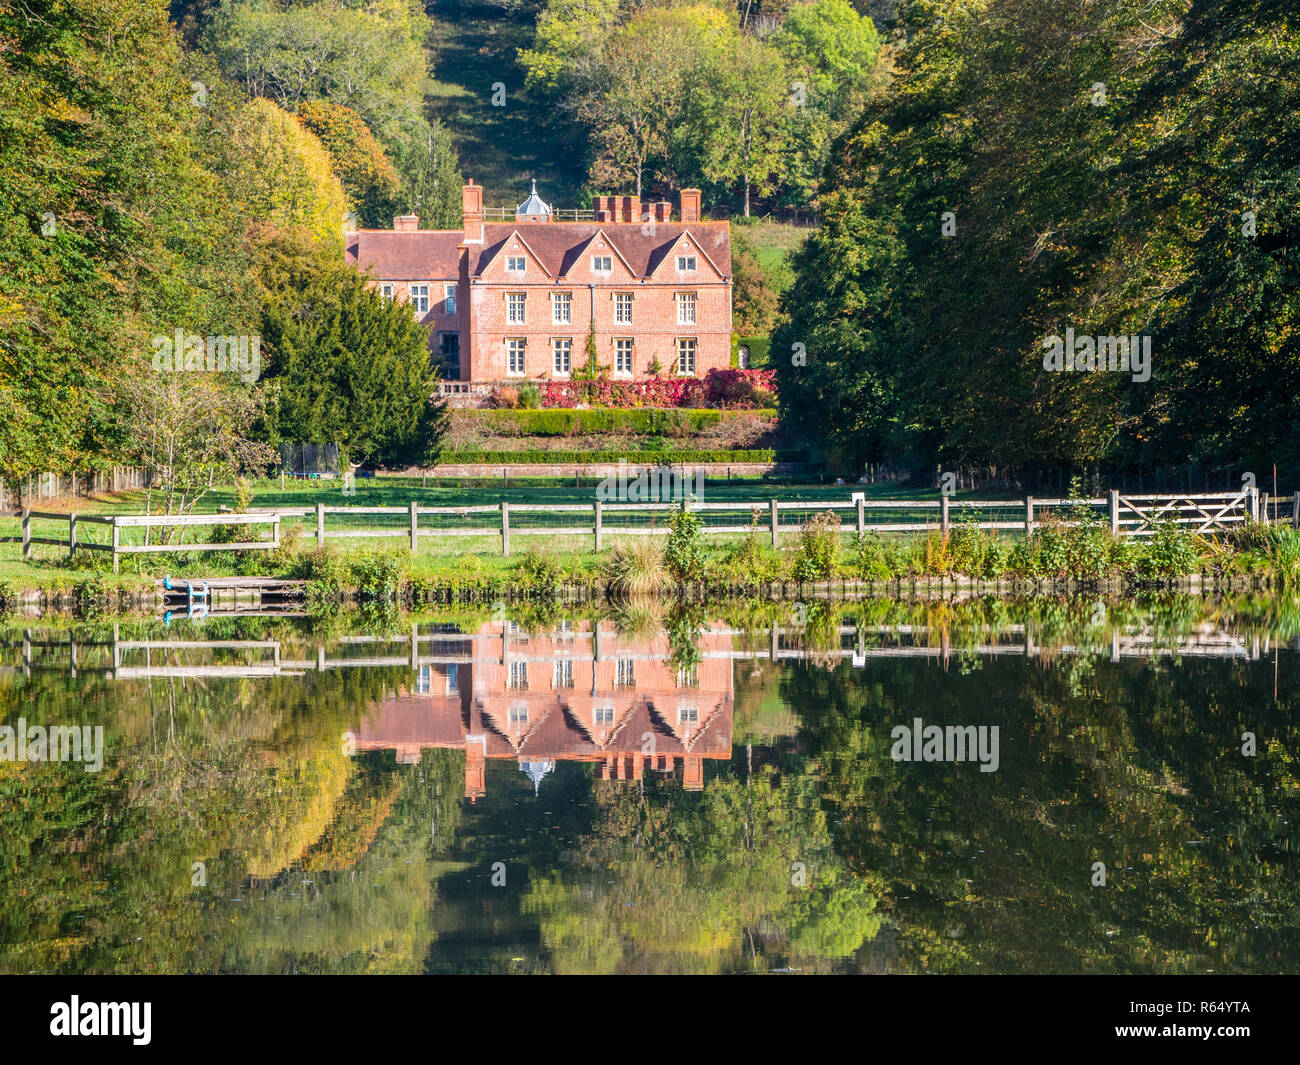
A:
297,101,402,229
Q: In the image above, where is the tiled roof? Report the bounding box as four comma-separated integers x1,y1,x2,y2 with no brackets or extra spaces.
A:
345,229,462,281
471,222,732,279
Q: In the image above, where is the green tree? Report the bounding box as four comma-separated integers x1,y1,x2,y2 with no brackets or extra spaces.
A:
255,231,447,466
204,0,427,143
392,119,464,229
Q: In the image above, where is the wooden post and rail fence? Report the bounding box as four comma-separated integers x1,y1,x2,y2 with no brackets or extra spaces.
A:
5,488,1292,571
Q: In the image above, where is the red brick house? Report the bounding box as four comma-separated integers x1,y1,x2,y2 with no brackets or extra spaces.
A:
344,180,733,389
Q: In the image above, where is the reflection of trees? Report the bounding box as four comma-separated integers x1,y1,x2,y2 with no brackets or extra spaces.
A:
789,652,1300,973
521,765,881,974
0,650,457,974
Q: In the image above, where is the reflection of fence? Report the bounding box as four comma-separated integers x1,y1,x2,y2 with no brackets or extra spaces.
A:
2,621,1290,682
7,489,1293,570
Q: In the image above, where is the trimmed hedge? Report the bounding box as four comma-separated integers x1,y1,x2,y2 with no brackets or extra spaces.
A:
459,408,777,437
437,448,807,465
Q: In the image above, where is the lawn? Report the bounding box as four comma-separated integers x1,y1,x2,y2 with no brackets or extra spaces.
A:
0,476,974,587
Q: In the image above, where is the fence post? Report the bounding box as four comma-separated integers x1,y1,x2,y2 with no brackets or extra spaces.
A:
111,518,120,574
273,516,280,547
856,496,865,536
316,502,325,543
1025,496,1035,536
594,500,603,552
1262,492,1270,526
501,501,511,557
940,494,950,535
21,508,30,559
1109,489,1119,537
409,501,419,553
770,499,779,548
68,513,76,560
1249,486,1259,523
1293,492,1299,531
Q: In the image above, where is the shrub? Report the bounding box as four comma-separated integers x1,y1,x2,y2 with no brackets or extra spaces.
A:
490,386,520,409
663,507,706,582
601,539,667,596
295,547,348,600
793,510,842,581
517,383,542,409
718,533,785,584
852,533,892,579
1135,519,1200,578
350,551,406,600
517,548,561,592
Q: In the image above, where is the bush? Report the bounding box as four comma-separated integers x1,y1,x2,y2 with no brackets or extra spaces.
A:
663,508,706,582
793,510,842,581
1136,520,1200,578
539,368,777,409
718,534,785,584
295,547,348,599
517,548,561,592
349,550,407,600
851,533,892,579
601,539,667,596
517,383,542,409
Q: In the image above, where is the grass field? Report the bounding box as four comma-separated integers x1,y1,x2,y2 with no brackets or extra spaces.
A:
0,476,972,587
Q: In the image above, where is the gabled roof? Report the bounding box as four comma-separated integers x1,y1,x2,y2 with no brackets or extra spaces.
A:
469,222,731,280
476,229,557,280
345,229,462,281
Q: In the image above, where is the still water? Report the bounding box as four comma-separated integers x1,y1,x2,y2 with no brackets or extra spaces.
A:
1,597,1297,974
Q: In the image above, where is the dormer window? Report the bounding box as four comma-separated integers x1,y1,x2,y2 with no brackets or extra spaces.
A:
506,255,526,272
677,255,697,271
592,255,612,273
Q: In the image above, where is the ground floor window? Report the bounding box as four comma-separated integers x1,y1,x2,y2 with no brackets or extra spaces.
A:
506,338,526,376
614,338,633,375
437,333,460,379
676,337,697,375
552,337,572,375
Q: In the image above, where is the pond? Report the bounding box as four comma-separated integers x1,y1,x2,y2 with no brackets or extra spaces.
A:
1,595,1297,974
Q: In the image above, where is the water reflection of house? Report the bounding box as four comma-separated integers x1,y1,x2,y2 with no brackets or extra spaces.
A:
347,621,733,800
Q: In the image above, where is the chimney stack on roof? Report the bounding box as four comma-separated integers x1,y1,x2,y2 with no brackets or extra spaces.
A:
679,188,701,224
462,179,483,244
393,214,420,232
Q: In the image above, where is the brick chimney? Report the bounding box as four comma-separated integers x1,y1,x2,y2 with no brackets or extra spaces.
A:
462,180,483,244
653,200,672,223
679,188,701,223
393,214,420,232
622,195,640,224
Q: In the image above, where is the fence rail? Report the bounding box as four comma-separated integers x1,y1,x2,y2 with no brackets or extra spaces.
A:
5,488,1291,569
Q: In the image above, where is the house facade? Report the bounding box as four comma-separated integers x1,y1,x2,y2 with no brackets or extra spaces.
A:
344,180,733,389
